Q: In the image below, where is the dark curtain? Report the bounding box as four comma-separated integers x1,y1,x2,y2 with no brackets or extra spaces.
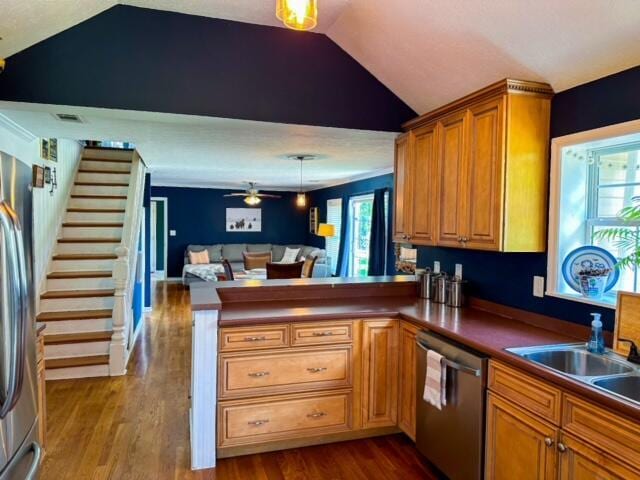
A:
368,188,387,276
335,196,350,277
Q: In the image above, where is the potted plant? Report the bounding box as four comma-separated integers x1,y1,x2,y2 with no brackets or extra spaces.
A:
593,196,640,279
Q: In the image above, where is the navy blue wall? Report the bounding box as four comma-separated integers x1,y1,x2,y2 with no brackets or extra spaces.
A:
151,186,308,277
307,173,396,274
0,5,414,131
416,66,640,331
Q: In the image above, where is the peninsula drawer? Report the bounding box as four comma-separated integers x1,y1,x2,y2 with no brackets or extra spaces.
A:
219,346,352,398
488,360,561,425
291,321,353,346
562,394,640,469
219,324,289,352
218,391,352,447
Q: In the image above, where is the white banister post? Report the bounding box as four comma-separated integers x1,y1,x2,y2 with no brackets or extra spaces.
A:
110,245,130,376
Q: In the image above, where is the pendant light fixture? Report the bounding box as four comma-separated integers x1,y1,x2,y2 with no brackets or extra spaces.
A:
296,156,307,207
276,0,318,31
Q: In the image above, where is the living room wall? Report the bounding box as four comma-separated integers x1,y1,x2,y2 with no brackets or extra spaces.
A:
151,185,308,277
416,65,640,331
306,173,396,274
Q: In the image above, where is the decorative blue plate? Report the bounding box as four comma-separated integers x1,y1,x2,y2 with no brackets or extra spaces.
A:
561,246,619,293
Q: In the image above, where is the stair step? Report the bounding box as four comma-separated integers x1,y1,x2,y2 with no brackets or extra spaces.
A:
62,222,124,228
58,238,121,243
75,182,129,187
47,271,112,279
71,194,127,199
67,208,125,213
78,169,131,175
41,289,115,299
45,354,110,369
52,254,117,260
37,309,112,322
44,331,112,345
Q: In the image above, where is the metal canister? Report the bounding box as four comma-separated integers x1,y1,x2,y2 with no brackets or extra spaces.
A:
433,273,448,303
446,278,467,308
417,269,434,299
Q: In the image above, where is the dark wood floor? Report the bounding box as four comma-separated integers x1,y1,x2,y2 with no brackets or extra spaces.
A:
41,282,440,479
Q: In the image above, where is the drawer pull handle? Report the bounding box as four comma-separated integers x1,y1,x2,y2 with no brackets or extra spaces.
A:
307,412,327,419
544,437,554,447
557,442,567,453
306,367,328,373
244,336,267,342
312,331,334,337
248,419,269,426
248,371,270,377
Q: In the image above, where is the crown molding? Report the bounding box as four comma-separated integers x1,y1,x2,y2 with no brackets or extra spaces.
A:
0,113,37,142
306,167,394,191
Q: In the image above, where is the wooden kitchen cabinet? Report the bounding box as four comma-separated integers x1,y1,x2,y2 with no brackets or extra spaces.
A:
408,123,438,245
485,393,558,480
361,319,398,429
393,133,411,242
558,434,638,480
397,321,419,440
397,79,553,252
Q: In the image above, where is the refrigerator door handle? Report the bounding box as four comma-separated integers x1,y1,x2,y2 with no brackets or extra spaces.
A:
24,442,42,480
0,201,25,418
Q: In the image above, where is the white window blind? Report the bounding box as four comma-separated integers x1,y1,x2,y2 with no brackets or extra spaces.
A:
326,198,342,275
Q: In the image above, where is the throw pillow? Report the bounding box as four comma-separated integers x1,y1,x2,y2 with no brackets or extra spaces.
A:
280,247,300,264
188,250,210,265
243,251,272,270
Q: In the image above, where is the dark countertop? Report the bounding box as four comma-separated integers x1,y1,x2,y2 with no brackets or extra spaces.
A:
218,295,640,423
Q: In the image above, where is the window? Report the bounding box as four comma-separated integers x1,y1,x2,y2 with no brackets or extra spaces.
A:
548,121,640,307
326,198,342,275
347,192,389,277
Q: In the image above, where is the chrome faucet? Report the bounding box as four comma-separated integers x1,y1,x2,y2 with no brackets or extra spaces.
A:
618,338,640,365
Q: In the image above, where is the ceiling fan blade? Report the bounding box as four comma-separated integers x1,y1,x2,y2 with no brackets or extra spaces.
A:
256,194,282,198
224,193,249,197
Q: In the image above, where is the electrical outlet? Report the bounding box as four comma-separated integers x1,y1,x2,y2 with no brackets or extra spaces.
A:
433,261,441,273
533,276,545,298
169,229,177,237
455,263,463,279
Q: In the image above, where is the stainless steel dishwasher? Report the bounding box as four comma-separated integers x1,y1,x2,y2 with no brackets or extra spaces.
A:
416,330,488,480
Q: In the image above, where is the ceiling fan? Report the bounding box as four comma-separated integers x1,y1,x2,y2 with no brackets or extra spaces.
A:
224,182,281,205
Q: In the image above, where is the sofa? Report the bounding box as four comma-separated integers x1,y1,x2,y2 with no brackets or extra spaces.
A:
183,243,329,284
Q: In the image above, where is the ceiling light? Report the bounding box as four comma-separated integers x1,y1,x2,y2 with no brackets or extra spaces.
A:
244,195,261,206
296,156,307,208
276,0,318,31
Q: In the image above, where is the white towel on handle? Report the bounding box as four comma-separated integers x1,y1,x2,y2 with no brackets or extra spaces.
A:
423,349,447,410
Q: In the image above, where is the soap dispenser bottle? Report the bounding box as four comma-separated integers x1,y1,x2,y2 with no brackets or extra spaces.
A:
586,313,605,354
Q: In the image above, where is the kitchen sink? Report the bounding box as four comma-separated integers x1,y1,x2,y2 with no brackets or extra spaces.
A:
521,349,633,377
506,343,640,406
593,376,640,403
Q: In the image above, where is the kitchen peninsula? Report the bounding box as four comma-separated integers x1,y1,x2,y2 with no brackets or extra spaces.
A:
189,277,640,478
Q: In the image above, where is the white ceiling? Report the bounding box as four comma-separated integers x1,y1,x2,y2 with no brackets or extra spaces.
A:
0,102,395,190
2,0,640,115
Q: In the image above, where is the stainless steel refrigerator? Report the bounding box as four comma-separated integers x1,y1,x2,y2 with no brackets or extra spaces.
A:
0,152,41,479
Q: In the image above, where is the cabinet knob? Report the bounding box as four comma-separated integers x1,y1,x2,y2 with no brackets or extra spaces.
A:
248,419,269,426
557,442,567,453
462,237,469,243
457,237,463,242
307,412,327,419
544,437,554,447
248,371,270,377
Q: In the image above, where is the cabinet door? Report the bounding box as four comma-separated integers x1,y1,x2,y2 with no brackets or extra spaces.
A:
397,321,419,440
437,110,467,247
409,123,438,245
393,134,412,242
558,434,637,480
361,319,398,429
485,393,558,480
464,97,505,250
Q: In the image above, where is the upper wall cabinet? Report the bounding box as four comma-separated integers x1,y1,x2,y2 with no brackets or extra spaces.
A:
395,79,553,252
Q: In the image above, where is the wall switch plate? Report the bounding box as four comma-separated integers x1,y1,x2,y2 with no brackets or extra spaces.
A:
433,261,441,273
533,276,545,298
169,230,177,237
455,263,463,279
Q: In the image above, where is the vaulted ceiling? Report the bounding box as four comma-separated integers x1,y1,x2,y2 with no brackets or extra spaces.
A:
2,0,640,115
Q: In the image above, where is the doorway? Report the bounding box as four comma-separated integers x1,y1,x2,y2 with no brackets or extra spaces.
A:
150,197,168,280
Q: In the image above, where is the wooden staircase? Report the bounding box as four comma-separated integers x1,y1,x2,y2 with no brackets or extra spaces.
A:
38,147,134,380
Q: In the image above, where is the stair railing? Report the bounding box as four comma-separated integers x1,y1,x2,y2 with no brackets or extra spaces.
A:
110,151,146,375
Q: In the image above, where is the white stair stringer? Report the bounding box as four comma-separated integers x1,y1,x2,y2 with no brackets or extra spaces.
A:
38,147,146,380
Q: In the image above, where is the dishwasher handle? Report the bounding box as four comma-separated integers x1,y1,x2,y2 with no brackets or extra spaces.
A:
416,340,481,377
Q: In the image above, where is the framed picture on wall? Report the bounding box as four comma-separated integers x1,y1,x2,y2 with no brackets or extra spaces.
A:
48,138,58,162
226,208,261,232
309,207,318,234
40,139,49,159
32,165,45,188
